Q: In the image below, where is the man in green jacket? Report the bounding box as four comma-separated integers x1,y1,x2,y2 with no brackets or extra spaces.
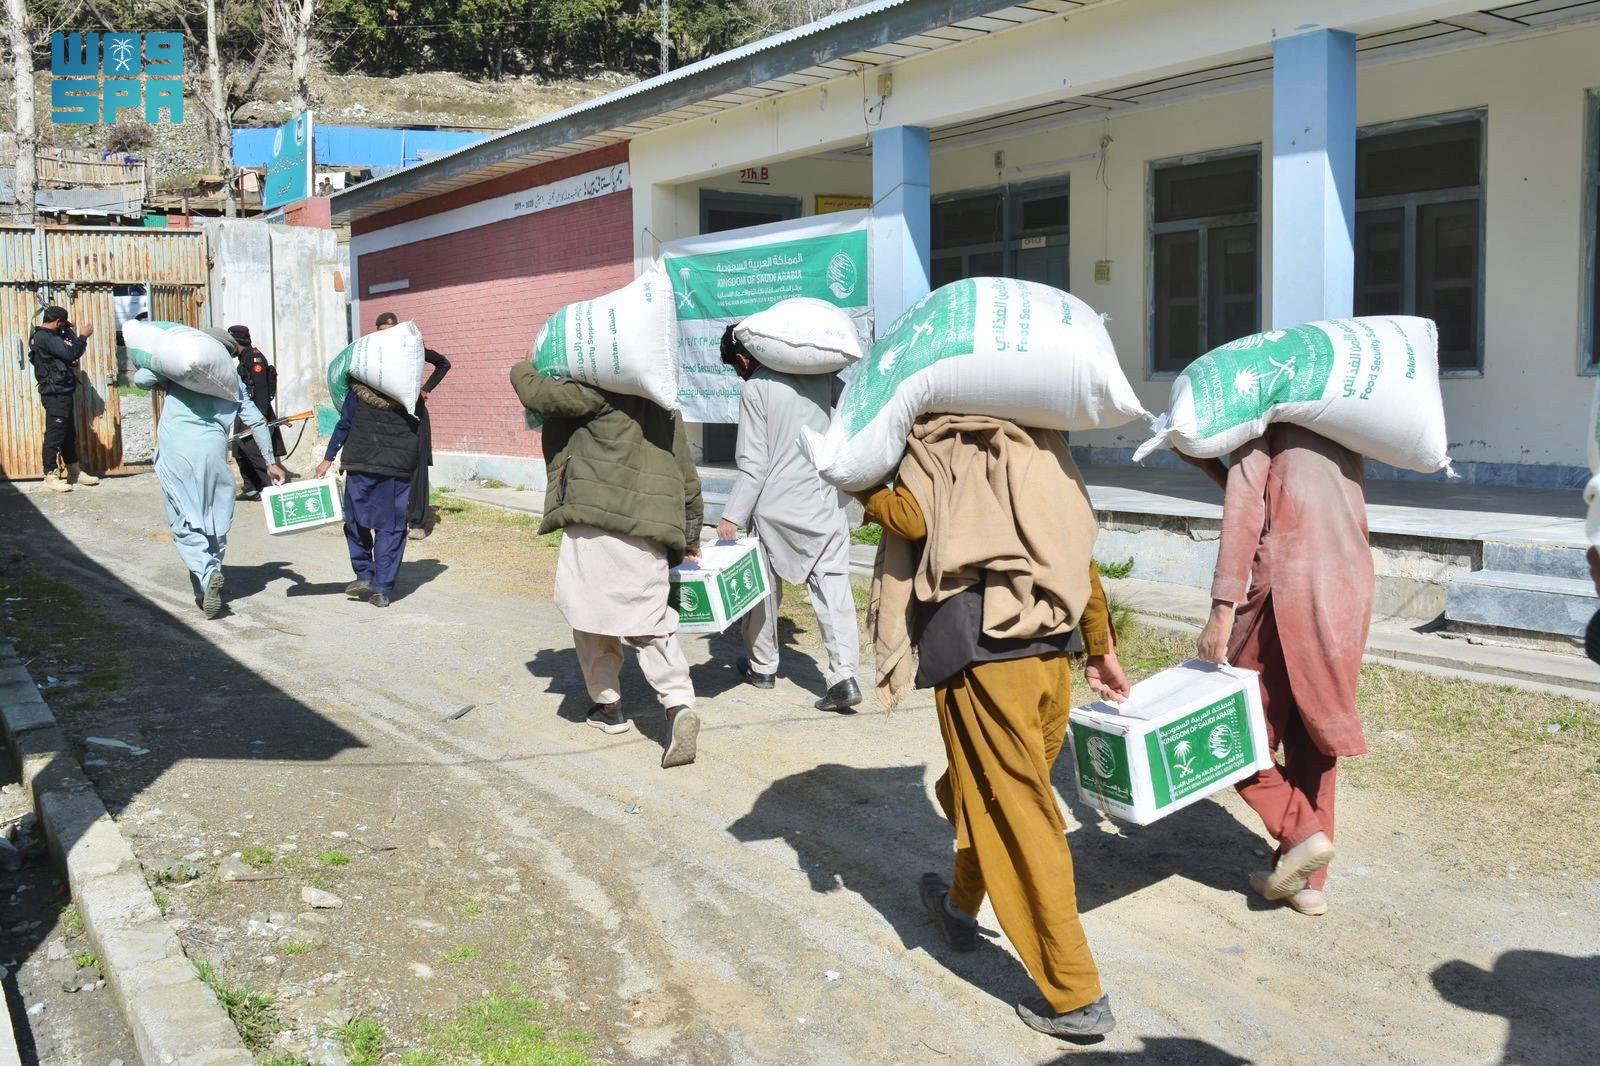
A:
510,363,705,769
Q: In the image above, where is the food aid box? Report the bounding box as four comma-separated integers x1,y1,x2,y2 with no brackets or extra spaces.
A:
261,477,343,536
669,538,771,633
1069,660,1271,826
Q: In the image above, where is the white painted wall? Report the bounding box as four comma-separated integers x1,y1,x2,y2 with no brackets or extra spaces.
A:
640,17,1600,472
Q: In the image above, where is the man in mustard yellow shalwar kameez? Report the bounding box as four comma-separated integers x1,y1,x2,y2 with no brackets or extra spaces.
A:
859,413,1130,1042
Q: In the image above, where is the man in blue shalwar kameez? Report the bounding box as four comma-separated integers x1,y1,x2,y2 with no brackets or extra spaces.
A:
316,380,420,608
133,329,285,619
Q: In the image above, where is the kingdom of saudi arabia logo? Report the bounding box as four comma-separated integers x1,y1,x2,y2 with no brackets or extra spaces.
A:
1086,735,1115,779
827,252,858,301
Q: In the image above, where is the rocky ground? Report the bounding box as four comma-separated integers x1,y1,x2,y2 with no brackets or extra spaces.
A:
0,473,1596,1064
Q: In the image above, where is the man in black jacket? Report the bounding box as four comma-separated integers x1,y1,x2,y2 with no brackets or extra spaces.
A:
373,312,450,539
29,306,98,493
227,325,285,500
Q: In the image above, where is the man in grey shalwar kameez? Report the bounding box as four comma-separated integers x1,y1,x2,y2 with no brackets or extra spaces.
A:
718,328,862,712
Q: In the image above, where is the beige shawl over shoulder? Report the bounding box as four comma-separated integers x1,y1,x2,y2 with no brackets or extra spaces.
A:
871,415,1099,709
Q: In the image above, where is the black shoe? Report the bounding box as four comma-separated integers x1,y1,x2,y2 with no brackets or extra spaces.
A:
370,591,391,608
201,571,225,619
238,490,261,502
345,579,372,599
919,873,977,952
1015,995,1116,1041
661,707,699,768
407,526,428,541
586,703,630,735
815,677,862,713
736,657,775,689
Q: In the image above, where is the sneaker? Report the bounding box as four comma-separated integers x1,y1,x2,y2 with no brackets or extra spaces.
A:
1257,831,1336,900
1016,995,1116,1041
370,591,391,608
815,677,862,713
42,473,72,493
201,571,225,619
736,657,775,689
407,526,428,541
586,703,630,735
345,578,372,599
661,707,699,768
1287,887,1329,917
919,873,977,952
238,490,261,502
67,465,98,486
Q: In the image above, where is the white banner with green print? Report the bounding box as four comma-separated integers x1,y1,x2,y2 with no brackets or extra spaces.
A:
662,210,871,423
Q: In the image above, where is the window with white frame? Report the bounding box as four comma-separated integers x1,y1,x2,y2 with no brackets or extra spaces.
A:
1586,92,1600,369
1149,150,1261,375
1354,113,1485,372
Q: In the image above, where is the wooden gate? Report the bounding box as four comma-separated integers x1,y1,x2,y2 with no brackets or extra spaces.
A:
0,226,208,479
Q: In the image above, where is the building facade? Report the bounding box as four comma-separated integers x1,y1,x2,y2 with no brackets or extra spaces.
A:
333,0,1600,488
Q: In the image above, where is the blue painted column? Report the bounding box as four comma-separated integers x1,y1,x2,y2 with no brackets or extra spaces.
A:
1271,28,1356,328
871,125,931,329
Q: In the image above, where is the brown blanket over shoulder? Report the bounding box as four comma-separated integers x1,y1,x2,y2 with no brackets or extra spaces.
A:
871,414,1099,709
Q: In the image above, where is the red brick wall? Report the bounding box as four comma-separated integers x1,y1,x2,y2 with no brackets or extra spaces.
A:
353,148,633,461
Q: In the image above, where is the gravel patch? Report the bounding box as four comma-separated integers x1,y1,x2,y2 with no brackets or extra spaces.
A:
119,393,153,467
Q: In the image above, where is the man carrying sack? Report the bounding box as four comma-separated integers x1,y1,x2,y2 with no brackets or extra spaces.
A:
716,325,860,712
857,414,1130,1042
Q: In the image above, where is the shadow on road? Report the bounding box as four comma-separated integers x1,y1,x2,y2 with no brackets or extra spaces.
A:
1432,950,1600,1065
729,762,1041,1009
0,480,364,1044
1040,1037,1254,1064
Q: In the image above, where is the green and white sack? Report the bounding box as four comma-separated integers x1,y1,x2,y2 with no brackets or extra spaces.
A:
734,297,864,374
800,278,1147,491
123,320,238,401
532,265,678,411
327,320,427,413
1134,316,1451,473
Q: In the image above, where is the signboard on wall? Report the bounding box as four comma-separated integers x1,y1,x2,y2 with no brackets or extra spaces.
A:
663,209,871,423
816,194,871,214
264,111,313,210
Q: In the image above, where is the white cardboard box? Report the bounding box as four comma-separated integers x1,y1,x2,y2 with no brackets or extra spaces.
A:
1069,659,1272,826
261,477,343,536
668,538,772,633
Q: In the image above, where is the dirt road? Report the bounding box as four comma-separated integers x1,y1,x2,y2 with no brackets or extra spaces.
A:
2,474,1595,1064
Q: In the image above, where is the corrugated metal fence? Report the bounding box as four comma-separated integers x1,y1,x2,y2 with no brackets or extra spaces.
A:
0,225,207,479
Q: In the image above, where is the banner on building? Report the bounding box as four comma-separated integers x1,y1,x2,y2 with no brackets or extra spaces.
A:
264,111,313,211
663,210,870,423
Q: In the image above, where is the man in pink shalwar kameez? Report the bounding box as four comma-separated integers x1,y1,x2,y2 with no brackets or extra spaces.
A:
1190,423,1374,917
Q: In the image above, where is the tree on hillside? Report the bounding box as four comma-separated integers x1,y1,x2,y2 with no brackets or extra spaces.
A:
271,0,318,112
2,0,37,223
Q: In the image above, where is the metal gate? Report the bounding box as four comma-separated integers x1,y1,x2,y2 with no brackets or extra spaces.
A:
0,226,208,479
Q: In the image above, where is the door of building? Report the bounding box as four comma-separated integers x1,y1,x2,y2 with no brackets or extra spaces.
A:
696,191,802,462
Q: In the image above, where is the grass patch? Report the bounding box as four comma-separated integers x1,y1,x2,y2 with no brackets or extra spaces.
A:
428,494,549,540
1096,556,1136,580
402,993,592,1065
319,850,350,867
61,904,83,935
458,901,483,919
116,383,149,397
72,951,97,970
282,940,309,955
477,477,509,489
239,845,275,869
850,525,881,546
443,945,480,965
153,891,170,915
196,961,281,1053
335,1018,386,1066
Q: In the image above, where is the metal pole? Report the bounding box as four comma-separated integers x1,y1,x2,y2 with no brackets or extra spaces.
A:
660,0,669,74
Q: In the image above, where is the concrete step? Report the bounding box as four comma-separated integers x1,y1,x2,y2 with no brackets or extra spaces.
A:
1482,540,1590,582
1445,569,1597,639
